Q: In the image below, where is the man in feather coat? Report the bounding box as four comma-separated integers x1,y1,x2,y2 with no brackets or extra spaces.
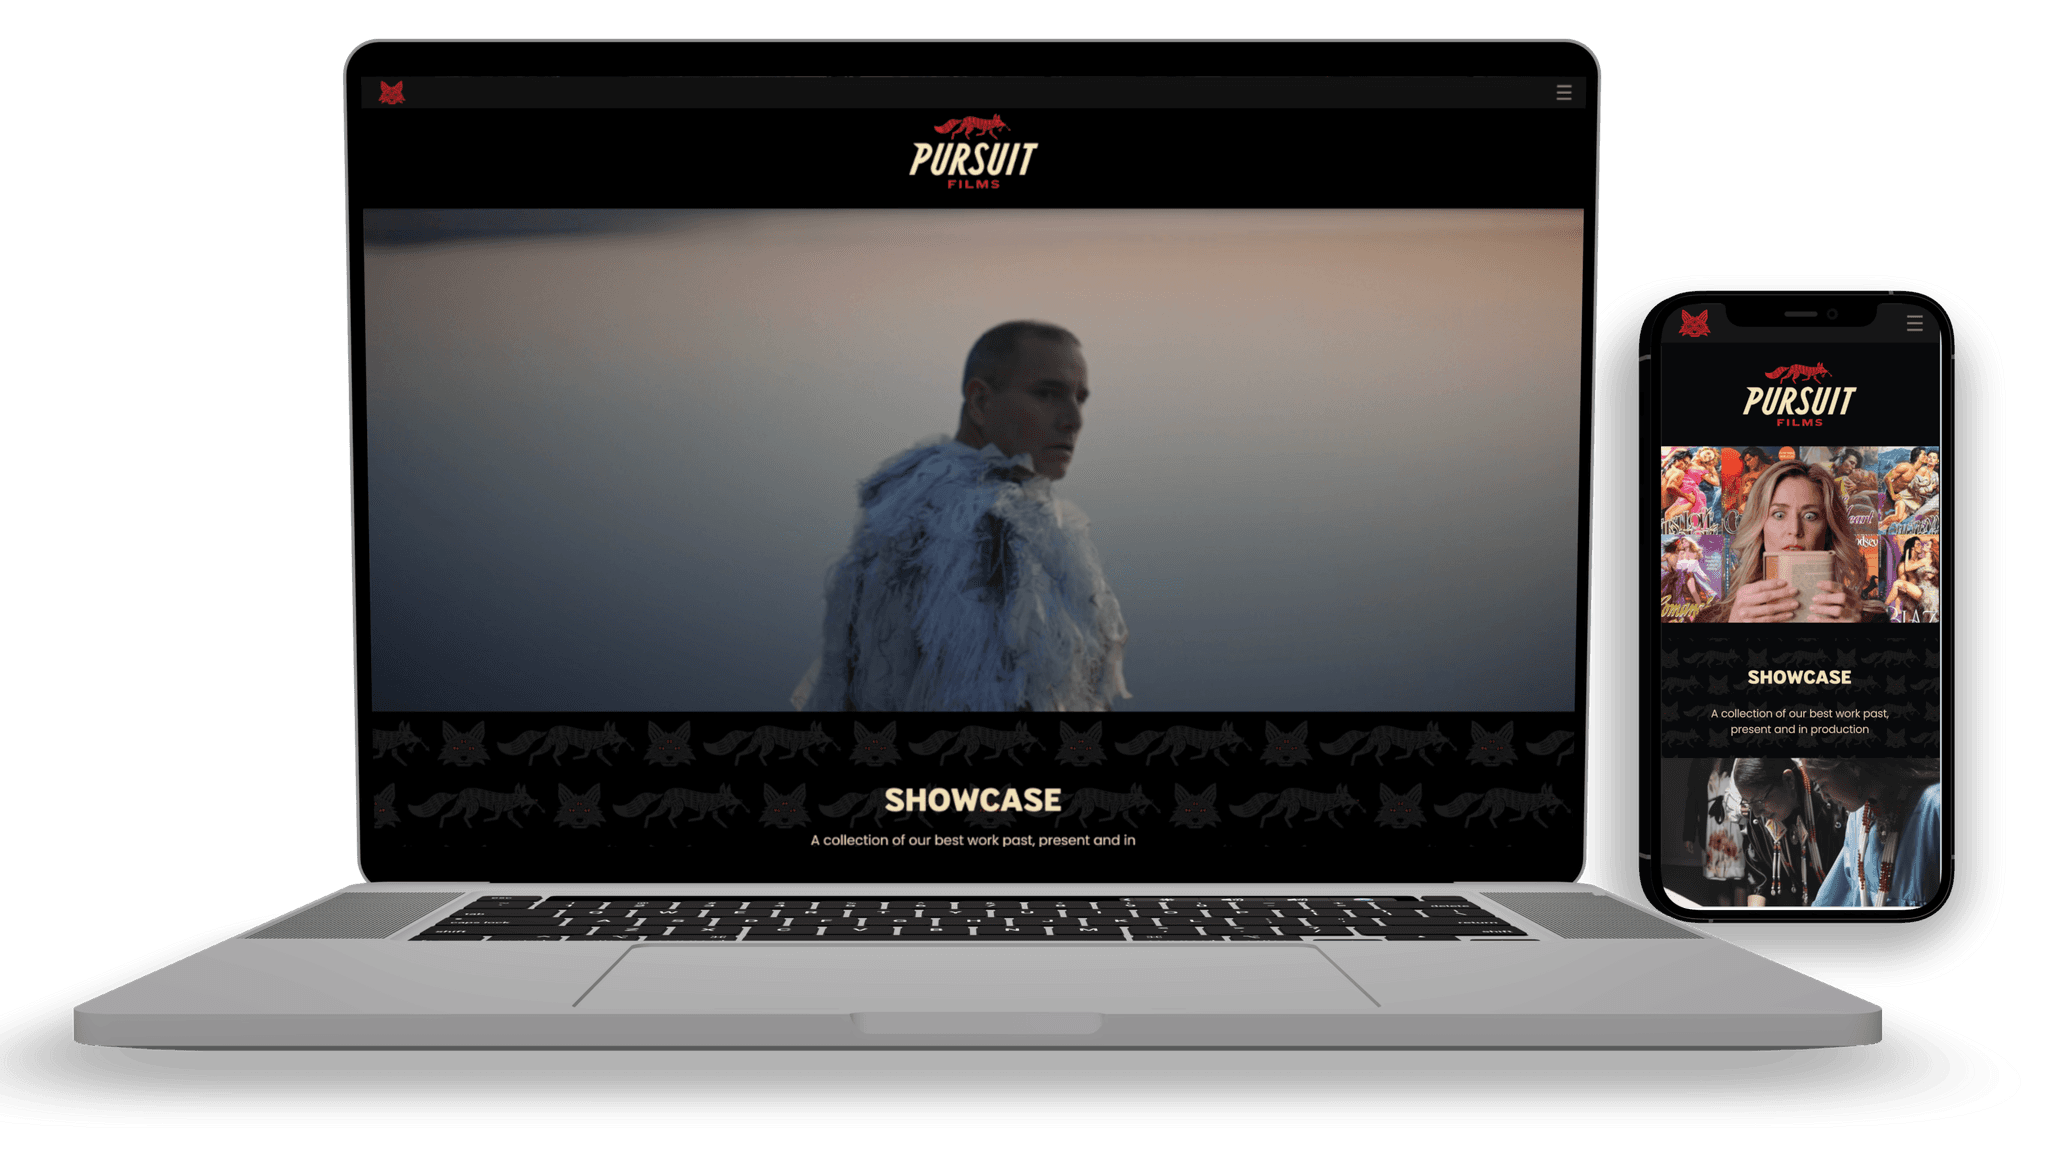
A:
793,321,1131,712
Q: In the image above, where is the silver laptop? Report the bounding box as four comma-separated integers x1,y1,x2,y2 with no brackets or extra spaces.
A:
74,41,1877,1049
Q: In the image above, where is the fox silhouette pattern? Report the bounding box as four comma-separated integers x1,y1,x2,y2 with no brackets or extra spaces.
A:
1683,704,1717,719
1663,729,1701,746
1375,783,1427,829
1435,784,1570,828
372,722,425,765
1886,676,1908,695
644,721,695,767
705,722,840,765
1660,703,1681,722
1911,677,1939,692
1781,649,1829,666
371,783,401,828
502,723,634,766
1527,730,1576,764
1323,723,1454,766
1708,728,1730,749
439,721,491,767
1663,676,1701,694
1168,783,1221,829
1231,785,1362,828
1054,785,1157,828
908,724,1040,765
1925,649,1941,669
1115,723,1247,765
1871,650,1916,667
1053,722,1106,766
554,784,604,828
1748,648,1770,665
1466,722,1517,767
1661,648,1679,669
615,785,747,827
760,783,810,829
1887,728,1908,749
959,787,1021,829
409,784,540,828
1838,649,1860,667
1924,702,1941,724
1261,721,1314,766
819,787,927,828
1686,650,1739,667
847,721,900,767
1707,676,1730,694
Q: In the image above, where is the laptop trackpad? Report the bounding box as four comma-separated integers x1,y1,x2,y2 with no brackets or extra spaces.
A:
580,945,1376,1028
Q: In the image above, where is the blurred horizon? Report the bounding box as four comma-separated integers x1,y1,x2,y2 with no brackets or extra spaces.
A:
364,209,1585,711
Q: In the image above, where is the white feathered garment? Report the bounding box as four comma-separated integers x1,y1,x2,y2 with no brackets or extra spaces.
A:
793,438,1131,712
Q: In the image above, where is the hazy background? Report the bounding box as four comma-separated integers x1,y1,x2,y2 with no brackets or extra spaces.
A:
363,209,1584,711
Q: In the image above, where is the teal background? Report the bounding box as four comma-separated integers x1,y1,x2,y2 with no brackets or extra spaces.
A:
0,0,2031,1146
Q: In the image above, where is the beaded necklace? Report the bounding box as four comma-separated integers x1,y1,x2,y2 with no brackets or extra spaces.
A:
1854,799,1901,907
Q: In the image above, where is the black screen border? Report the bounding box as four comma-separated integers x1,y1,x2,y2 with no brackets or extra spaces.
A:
348,36,1597,884
1589,274,2007,978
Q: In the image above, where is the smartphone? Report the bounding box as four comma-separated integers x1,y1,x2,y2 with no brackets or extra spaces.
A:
1640,293,1952,920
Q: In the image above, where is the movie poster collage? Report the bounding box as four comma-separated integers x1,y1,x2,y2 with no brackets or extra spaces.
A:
1657,444,1941,626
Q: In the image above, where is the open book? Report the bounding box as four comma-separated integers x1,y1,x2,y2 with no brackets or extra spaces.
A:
1764,551,1836,623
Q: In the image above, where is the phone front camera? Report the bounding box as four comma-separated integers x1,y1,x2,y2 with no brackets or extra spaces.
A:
1825,308,1839,319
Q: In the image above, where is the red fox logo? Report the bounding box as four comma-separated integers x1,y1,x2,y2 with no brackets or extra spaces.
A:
377,80,405,106
1678,308,1710,337
934,114,1007,138
1764,363,1831,384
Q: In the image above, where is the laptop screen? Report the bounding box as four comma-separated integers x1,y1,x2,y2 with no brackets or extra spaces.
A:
349,44,1596,884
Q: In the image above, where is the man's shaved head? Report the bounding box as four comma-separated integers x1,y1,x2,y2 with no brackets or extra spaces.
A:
954,320,1089,480
963,320,1082,391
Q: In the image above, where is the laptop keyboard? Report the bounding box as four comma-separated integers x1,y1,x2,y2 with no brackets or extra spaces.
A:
412,896,1527,942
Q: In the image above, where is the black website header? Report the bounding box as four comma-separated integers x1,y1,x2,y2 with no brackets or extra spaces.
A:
355,75,1589,110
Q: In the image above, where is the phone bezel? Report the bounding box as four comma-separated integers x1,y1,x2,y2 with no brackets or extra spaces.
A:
1581,276,1998,982
1646,294,1949,921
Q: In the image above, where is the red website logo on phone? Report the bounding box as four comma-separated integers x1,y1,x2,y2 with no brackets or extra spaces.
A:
378,81,405,106
1763,362,1830,384
1678,308,1710,337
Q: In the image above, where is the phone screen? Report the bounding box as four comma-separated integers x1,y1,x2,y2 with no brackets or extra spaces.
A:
1642,296,1951,918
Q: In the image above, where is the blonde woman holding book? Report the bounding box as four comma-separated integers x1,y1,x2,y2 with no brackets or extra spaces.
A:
1697,460,1888,624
